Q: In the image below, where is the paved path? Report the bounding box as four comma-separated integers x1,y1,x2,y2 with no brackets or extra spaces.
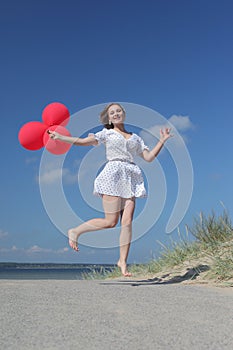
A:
0,279,232,350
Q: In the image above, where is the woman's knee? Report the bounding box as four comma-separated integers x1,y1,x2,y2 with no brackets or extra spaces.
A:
104,218,118,228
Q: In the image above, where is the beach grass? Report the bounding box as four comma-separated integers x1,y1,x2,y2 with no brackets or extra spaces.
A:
82,265,117,280
83,209,233,286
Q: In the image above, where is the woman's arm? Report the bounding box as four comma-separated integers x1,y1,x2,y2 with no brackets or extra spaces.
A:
48,131,98,146
141,128,172,162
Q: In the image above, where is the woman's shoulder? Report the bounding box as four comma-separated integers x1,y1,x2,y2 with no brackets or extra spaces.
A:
94,127,115,143
95,127,107,136
96,127,114,134
100,128,116,136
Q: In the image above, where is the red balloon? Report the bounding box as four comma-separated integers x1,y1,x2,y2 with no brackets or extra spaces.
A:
18,121,48,150
43,125,72,155
42,102,70,127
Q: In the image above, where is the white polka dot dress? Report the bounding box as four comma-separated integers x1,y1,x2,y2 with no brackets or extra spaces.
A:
93,128,149,198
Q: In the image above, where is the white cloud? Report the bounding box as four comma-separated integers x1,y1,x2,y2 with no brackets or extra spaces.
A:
168,115,194,131
38,168,62,184
26,245,71,255
0,245,70,255
0,245,20,253
140,114,194,147
27,245,53,253
38,167,77,185
57,247,69,253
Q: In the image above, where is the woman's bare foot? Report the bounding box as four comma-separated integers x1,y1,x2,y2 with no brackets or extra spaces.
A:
117,260,132,277
68,229,79,252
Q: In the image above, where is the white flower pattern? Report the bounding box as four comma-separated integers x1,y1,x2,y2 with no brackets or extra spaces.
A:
93,128,149,198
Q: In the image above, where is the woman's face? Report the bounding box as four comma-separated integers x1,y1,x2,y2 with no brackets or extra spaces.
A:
108,104,125,125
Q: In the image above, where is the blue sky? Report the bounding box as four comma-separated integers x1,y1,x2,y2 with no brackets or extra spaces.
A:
1,0,233,264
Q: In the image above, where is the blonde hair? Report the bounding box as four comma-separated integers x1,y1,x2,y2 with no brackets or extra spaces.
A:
100,102,126,129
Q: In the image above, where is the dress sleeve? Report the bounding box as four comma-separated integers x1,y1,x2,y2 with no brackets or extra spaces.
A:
137,136,149,153
93,128,107,145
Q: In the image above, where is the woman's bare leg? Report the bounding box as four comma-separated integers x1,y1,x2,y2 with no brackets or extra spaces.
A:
117,197,135,276
68,195,121,251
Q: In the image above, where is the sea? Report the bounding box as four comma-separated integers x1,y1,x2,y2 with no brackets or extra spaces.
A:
0,263,115,280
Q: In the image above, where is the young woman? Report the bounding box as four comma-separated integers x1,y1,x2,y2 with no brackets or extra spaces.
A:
49,103,172,276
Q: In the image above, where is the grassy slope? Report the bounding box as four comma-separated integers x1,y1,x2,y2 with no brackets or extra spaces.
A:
84,210,233,287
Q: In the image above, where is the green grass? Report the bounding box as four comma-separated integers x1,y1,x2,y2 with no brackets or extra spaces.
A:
206,240,233,284
146,209,233,283
82,266,117,280
187,210,233,245
83,209,233,285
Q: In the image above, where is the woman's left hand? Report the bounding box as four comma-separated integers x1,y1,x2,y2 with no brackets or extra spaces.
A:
160,128,173,143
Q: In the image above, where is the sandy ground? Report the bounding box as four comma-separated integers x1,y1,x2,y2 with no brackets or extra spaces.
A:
0,279,232,350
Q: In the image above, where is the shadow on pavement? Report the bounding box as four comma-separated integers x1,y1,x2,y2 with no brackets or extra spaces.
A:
101,264,210,287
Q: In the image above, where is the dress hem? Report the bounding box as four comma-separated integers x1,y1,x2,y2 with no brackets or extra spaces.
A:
93,191,147,199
